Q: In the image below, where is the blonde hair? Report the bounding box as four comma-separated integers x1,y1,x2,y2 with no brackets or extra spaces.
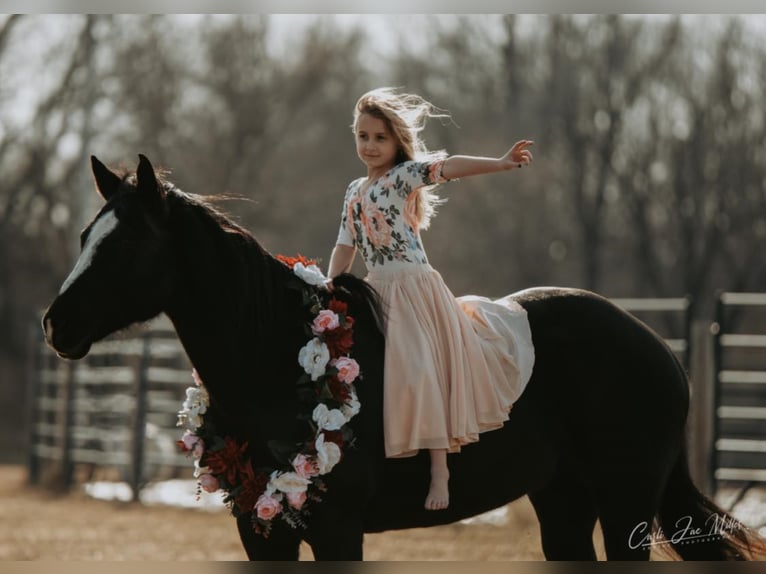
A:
353,87,449,230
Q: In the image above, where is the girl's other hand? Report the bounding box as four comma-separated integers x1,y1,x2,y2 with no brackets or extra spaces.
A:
322,278,335,292
502,140,534,169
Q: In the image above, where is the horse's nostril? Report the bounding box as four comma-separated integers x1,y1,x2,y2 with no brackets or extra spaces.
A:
42,315,55,343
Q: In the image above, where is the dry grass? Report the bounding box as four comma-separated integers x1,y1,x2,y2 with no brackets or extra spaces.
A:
6,464,762,561
0,464,547,560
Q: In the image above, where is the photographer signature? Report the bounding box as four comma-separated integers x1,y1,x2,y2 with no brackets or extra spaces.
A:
629,513,745,549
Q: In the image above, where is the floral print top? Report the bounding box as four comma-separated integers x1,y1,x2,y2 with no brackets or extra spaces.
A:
336,160,450,269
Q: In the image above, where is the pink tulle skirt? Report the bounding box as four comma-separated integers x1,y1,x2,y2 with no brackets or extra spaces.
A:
366,264,535,458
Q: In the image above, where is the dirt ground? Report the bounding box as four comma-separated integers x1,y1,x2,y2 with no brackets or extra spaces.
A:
0,465,550,560
2,464,764,561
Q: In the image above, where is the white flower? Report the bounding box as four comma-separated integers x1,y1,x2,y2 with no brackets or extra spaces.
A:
183,387,208,411
315,433,342,475
177,385,209,428
298,338,330,381
293,262,327,286
341,392,361,421
269,471,311,494
312,403,347,431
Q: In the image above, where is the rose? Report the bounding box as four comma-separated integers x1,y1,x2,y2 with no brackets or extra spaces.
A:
269,471,311,494
298,338,330,381
311,310,340,335
313,403,346,431
181,431,199,450
292,454,319,479
199,473,220,493
255,494,283,521
286,491,307,510
293,262,327,286
331,357,360,384
180,385,209,428
315,433,342,474
181,431,205,458
324,324,354,358
327,299,348,315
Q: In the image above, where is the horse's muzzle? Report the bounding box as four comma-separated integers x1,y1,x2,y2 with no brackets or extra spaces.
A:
41,308,92,360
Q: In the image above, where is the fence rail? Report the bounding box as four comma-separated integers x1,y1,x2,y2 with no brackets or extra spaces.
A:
611,296,692,370
713,292,766,493
27,315,193,498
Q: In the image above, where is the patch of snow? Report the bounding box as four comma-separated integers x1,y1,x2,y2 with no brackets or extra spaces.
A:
459,506,508,526
83,479,226,512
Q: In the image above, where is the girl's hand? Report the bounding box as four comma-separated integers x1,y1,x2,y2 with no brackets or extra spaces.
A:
501,140,534,170
322,278,335,292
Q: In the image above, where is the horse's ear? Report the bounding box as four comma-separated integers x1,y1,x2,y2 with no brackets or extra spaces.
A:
136,153,169,216
91,156,121,201
136,154,159,197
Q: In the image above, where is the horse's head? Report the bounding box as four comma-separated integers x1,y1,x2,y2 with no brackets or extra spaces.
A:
42,154,174,359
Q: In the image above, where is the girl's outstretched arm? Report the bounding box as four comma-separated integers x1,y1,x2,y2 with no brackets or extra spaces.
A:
440,140,534,181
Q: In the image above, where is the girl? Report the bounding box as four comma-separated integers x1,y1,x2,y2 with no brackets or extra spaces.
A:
326,88,535,511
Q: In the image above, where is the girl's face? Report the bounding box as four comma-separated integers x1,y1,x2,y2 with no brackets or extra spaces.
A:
355,113,399,174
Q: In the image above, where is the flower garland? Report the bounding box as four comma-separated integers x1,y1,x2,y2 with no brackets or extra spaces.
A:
177,254,361,537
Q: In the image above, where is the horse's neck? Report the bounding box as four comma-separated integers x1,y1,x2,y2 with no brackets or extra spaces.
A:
164,208,303,426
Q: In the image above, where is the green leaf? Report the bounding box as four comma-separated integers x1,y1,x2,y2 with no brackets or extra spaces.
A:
296,372,312,387
319,384,335,402
296,385,316,404
268,439,299,467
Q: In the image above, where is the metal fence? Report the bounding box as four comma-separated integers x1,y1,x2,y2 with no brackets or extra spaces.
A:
712,292,766,492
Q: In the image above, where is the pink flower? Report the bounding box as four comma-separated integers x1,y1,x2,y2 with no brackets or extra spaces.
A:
331,357,360,384
362,200,392,247
286,491,307,510
292,453,319,479
255,494,282,521
311,310,340,335
182,430,201,451
199,473,219,493
192,440,205,459
191,368,204,387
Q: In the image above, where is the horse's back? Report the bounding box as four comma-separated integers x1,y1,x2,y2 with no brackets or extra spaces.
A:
513,286,689,465
360,286,690,532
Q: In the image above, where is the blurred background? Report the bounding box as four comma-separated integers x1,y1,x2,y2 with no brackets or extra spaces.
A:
1,14,765,463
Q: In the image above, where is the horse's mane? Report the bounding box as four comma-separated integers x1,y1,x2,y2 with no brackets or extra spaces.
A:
142,174,385,336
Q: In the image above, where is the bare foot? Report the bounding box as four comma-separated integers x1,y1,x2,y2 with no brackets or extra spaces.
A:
425,472,449,510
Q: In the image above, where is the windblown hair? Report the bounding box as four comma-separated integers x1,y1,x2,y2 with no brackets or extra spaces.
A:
353,87,450,230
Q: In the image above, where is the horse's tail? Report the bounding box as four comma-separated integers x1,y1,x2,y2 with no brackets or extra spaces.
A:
656,444,766,560
332,272,387,332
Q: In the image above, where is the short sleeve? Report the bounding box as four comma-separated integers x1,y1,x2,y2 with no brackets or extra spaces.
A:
335,181,357,247
392,160,451,199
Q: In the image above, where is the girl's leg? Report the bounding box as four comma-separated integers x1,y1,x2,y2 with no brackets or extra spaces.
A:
425,448,450,510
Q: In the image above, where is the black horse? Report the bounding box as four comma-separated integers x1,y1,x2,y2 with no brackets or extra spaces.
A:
42,155,764,561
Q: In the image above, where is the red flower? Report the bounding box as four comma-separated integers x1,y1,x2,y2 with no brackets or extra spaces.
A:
203,437,249,486
324,320,355,358
327,298,347,315
320,430,345,448
276,254,317,269
327,376,351,403
234,464,268,513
